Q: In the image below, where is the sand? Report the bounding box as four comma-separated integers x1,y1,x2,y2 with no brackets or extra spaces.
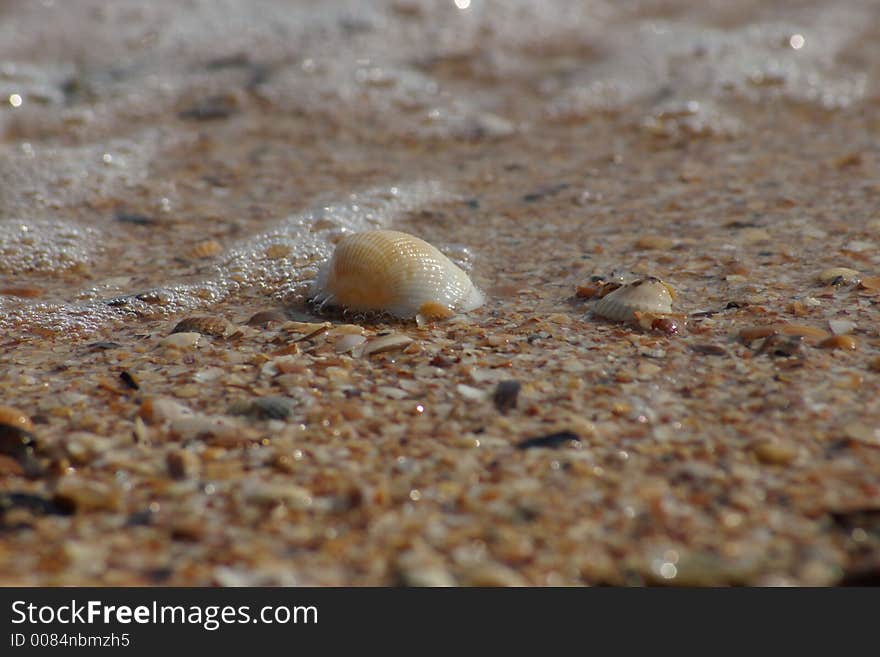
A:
1,0,879,585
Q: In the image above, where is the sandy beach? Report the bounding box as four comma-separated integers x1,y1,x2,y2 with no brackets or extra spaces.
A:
1,0,879,585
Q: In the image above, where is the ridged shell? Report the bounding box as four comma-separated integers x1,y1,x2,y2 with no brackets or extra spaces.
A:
593,277,673,322
311,230,484,318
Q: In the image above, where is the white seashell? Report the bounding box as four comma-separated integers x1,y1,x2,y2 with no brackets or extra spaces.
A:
593,277,674,322
311,230,484,319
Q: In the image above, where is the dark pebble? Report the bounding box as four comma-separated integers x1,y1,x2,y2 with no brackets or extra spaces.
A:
119,371,140,390
516,431,581,450
690,344,728,356
88,341,122,350
114,211,156,226
493,380,521,414
178,94,238,121
0,492,74,517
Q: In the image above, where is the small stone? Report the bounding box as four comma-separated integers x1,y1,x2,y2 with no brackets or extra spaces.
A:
166,449,200,480
456,384,486,401
753,441,797,465
633,235,675,250
228,396,295,421
243,479,312,509
54,476,122,512
516,431,581,450
492,380,521,413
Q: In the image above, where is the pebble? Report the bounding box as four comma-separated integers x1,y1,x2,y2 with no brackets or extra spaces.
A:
54,476,122,512
228,396,295,421
633,235,675,250
169,414,242,442
242,479,312,509
166,449,200,480
492,380,521,413
456,384,486,401
753,441,797,465
516,431,581,450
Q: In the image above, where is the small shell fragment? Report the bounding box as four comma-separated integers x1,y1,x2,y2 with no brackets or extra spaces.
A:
817,267,860,286
739,323,829,342
0,406,35,436
818,335,857,351
334,334,366,354
189,239,223,259
361,333,413,357
311,230,484,320
159,332,203,350
593,277,674,322
828,320,855,336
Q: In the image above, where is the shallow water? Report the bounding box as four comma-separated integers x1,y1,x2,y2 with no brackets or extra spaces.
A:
2,0,877,335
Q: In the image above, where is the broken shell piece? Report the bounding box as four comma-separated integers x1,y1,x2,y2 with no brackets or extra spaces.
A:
310,230,484,320
739,323,829,343
593,277,674,322
817,267,860,286
416,301,455,327
334,333,366,354
361,333,413,356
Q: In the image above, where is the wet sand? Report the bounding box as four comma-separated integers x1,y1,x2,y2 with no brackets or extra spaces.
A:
1,1,879,585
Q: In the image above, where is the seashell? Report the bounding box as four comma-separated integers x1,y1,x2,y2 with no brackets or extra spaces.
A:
593,277,673,322
817,267,860,286
310,230,484,319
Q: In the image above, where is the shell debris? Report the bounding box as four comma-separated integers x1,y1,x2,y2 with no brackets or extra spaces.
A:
817,267,860,286
310,230,484,320
593,277,674,323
